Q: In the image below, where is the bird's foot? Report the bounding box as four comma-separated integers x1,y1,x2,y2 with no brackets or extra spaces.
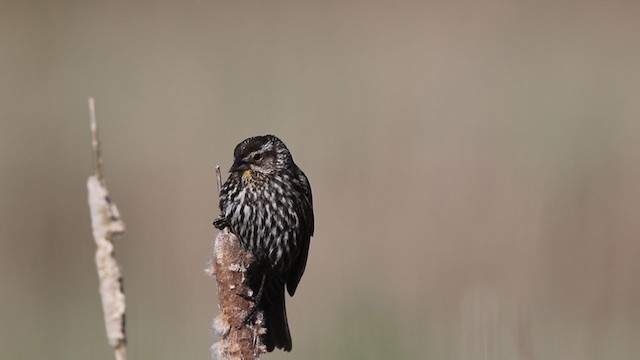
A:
213,216,229,230
234,291,260,327
235,273,267,327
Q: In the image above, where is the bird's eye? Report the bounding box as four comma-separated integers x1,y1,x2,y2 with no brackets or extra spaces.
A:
252,153,262,161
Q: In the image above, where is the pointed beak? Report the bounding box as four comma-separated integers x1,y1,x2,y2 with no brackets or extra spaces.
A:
230,158,250,173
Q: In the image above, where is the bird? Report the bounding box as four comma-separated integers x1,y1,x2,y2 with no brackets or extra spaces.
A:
213,134,314,352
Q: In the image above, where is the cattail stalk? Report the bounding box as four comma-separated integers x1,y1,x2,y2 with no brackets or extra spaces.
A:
86,98,128,360
208,166,265,360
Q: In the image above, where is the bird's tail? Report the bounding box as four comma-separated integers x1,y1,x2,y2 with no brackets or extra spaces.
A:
262,282,292,352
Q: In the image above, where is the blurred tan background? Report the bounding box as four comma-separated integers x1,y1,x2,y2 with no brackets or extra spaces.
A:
2,1,640,359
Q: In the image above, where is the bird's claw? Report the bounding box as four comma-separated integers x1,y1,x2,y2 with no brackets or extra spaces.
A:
236,291,258,303
213,216,229,230
234,273,267,328
234,291,260,328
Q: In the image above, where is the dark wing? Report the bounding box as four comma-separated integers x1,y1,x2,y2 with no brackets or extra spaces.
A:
286,167,314,296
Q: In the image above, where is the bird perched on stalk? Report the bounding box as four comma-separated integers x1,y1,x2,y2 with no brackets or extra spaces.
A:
214,134,314,352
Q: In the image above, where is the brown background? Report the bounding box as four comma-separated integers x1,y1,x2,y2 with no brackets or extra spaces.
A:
1,1,640,359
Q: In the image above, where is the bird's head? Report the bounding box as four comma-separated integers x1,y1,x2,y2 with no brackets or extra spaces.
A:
230,135,293,179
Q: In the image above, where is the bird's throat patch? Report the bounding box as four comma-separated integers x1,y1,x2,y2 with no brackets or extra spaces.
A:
242,169,253,181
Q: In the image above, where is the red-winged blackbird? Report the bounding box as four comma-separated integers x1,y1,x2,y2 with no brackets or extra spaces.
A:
213,135,314,352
